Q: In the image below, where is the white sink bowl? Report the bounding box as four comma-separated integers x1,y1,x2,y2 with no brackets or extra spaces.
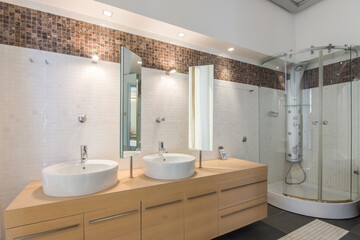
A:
42,160,118,197
143,153,195,180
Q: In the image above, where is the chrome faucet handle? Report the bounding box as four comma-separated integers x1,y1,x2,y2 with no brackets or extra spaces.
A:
158,141,167,156
81,145,88,163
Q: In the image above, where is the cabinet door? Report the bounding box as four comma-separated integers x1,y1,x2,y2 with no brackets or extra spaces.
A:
6,214,83,240
218,197,267,235
185,185,217,240
84,202,141,240
142,192,184,240
219,180,267,209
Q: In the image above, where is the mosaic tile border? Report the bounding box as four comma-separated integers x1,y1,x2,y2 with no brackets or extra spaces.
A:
0,1,284,89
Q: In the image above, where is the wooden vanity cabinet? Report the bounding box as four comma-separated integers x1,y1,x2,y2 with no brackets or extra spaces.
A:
142,192,185,240
185,184,218,240
5,159,268,240
84,202,141,240
6,214,83,240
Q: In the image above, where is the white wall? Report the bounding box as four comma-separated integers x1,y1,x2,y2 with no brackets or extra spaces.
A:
0,44,259,236
295,0,360,50
97,0,295,55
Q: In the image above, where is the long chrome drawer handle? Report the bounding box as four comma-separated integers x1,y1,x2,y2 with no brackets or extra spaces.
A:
89,209,138,224
188,191,217,200
220,202,266,219
221,180,266,192
14,224,80,240
145,199,182,210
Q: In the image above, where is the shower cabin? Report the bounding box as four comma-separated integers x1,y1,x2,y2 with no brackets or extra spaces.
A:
259,45,360,219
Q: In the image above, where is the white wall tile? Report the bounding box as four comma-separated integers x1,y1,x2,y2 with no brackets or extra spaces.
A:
0,44,261,236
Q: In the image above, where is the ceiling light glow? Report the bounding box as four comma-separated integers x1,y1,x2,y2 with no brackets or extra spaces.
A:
178,32,185,37
103,10,113,17
227,47,235,52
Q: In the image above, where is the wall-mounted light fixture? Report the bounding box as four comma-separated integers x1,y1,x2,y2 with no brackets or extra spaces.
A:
166,67,176,75
92,54,99,63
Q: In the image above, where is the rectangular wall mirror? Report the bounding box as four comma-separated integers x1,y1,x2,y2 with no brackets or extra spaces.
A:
120,46,142,158
189,65,214,151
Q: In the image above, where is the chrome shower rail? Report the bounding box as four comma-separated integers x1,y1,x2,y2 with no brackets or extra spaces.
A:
260,44,358,66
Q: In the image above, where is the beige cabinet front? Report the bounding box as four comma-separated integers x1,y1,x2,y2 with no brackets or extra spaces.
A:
219,179,267,209
6,214,83,240
185,185,218,240
218,197,267,235
142,192,184,240
84,202,141,240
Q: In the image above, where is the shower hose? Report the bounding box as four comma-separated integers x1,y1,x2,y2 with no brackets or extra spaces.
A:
285,161,307,185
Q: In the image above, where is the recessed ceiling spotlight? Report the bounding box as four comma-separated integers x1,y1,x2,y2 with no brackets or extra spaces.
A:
92,54,99,63
276,66,279,69
178,32,185,38
227,47,234,52
137,61,142,65
103,10,113,17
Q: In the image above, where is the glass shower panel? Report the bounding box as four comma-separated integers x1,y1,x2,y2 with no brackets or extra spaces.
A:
282,50,320,201
352,47,360,201
258,56,287,196
321,49,353,202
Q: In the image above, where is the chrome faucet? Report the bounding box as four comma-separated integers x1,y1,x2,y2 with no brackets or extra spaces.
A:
81,145,88,163
158,141,168,156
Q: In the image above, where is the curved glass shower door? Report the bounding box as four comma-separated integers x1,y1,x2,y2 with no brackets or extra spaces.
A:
282,49,321,201
259,45,357,203
321,48,354,202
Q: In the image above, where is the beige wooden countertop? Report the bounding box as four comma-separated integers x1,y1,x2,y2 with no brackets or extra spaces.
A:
5,158,267,228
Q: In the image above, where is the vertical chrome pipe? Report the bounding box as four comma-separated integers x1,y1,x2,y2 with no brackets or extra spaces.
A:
318,50,323,202
199,150,202,168
130,156,134,178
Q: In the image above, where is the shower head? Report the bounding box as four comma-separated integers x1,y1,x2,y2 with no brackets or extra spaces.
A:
295,65,304,71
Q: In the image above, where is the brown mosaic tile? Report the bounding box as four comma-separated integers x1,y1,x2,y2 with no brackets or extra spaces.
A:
0,1,287,89
303,57,360,89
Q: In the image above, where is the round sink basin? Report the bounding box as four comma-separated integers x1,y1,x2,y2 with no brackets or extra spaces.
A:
143,153,195,180
42,160,118,197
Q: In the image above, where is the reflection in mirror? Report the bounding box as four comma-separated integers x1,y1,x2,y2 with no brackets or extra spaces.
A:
120,46,142,159
189,65,214,163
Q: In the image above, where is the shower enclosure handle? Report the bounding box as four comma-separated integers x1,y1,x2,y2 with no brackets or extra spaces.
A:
322,120,328,125
312,121,319,126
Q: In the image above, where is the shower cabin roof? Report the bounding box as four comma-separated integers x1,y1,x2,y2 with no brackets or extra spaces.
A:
268,0,322,14
260,45,359,72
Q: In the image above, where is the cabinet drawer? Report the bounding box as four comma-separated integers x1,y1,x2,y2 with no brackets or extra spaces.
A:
218,197,267,235
6,214,83,240
84,202,141,240
219,180,267,209
185,185,218,240
142,192,184,240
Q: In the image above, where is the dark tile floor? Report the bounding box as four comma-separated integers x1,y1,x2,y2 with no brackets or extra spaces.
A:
214,205,360,240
